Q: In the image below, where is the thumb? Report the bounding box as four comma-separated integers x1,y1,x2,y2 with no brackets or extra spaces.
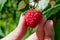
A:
16,13,28,40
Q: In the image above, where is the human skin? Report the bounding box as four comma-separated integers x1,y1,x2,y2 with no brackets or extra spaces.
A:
1,14,54,40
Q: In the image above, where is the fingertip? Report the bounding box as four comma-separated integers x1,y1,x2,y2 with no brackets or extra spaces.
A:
20,13,26,20
45,20,53,27
22,13,25,16
50,20,53,26
21,13,25,17
41,16,47,24
44,38,51,40
38,16,47,25
44,20,54,40
18,13,27,27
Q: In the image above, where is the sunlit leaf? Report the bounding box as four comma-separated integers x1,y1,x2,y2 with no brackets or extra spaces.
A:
0,0,7,10
17,1,26,10
0,28,5,38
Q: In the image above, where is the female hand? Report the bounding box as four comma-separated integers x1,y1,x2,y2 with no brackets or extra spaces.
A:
1,14,54,40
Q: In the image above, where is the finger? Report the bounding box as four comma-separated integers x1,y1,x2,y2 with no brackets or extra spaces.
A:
18,13,26,27
36,16,47,40
16,13,28,40
1,14,28,40
44,20,55,40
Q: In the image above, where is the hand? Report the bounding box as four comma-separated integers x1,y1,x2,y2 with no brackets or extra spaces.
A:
1,14,54,40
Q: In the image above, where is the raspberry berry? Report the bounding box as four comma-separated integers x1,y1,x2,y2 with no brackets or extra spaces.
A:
25,9,42,28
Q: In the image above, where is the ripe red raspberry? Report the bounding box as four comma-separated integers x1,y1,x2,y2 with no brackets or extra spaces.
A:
25,9,42,28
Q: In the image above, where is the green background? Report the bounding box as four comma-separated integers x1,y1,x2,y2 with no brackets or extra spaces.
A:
0,0,60,40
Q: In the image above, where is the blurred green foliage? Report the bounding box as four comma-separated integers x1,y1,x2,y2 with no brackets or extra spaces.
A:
0,0,60,40
0,0,29,39
0,0,17,38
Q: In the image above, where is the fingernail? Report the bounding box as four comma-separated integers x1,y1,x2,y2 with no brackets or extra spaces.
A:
50,20,53,25
49,38,51,40
22,13,25,16
44,38,51,40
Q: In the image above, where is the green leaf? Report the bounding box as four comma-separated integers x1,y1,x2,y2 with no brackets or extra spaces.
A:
54,20,60,40
0,0,7,10
23,28,33,40
55,0,60,4
43,4,60,19
0,28,5,38
17,1,26,10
